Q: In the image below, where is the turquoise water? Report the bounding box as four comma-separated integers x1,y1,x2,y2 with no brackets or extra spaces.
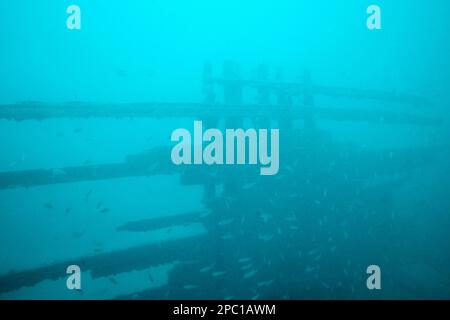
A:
0,0,449,299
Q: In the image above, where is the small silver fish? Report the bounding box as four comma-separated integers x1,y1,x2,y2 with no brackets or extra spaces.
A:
200,264,215,273
212,271,226,277
199,211,211,218
221,234,235,240
218,218,234,226
242,182,257,190
305,266,315,273
259,234,274,242
257,279,274,287
260,213,272,223
241,264,253,270
183,285,198,290
238,257,251,264
243,269,257,279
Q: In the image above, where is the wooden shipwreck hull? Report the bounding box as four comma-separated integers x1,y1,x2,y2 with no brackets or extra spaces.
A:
0,62,447,299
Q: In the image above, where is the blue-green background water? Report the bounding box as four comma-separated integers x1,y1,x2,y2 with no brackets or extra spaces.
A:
0,0,449,299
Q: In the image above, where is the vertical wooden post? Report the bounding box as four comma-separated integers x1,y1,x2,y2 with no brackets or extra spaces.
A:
215,61,246,296
223,60,242,195
276,67,293,131
222,60,243,107
256,63,270,104
275,67,292,105
202,61,217,203
255,63,271,129
202,61,215,105
222,60,243,196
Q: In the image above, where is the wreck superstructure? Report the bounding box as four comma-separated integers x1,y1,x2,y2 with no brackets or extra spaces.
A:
0,61,447,299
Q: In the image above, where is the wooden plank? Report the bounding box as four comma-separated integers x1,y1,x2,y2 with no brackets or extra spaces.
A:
0,102,442,125
116,211,205,233
0,144,446,190
210,78,432,106
0,234,208,294
0,147,176,190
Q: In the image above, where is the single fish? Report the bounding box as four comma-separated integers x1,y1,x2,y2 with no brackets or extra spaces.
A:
241,263,253,271
260,213,272,223
258,234,274,242
285,165,294,172
200,264,215,273
212,271,226,277
43,203,54,209
218,218,234,226
199,211,211,218
221,234,235,240
257,279,274,287
305,266,315,273
243,270,257,279
85,189,93,202
72,232,84,239
308,249,320,256
238,257,251,264
242,182,257,190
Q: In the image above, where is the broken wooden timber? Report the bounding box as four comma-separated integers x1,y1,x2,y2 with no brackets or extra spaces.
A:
209,78,433,106
0,146,176,190
0,234,209,295
0,144,447,190
116,211,205,232
0,102,442,126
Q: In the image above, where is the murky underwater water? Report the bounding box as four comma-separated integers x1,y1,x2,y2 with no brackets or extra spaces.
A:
0,0,449,299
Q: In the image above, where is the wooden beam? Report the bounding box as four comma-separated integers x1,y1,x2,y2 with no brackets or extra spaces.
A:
210,79,432,106
0,102,442,125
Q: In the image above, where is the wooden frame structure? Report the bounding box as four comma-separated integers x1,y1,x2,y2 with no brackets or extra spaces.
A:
0,61,446,299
